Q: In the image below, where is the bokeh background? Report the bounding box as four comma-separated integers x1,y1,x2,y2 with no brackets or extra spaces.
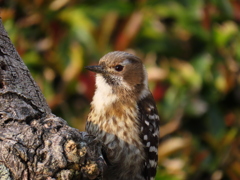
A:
1,0,240,179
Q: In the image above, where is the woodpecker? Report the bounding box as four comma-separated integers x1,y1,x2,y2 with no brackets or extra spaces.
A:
85,51,159,180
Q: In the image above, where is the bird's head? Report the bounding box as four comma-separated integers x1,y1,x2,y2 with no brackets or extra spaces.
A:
86,51,149,98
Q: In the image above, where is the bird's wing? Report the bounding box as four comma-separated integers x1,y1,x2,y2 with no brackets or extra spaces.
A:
137,93,160,180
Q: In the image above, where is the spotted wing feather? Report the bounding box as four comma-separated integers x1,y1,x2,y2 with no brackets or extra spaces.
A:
138,94,160,180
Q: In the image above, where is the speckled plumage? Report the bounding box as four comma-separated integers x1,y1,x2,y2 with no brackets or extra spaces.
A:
86,51,160,180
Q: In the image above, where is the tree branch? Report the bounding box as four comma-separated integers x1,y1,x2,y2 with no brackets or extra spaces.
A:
0,18,105,180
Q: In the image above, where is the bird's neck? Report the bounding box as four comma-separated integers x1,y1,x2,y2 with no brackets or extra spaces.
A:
89,75,142,145
91,81,136,117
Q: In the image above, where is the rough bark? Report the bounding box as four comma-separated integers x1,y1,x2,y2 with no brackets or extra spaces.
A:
0,19,105,180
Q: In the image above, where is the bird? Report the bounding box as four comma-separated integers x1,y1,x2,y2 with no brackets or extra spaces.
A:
85,51,160,180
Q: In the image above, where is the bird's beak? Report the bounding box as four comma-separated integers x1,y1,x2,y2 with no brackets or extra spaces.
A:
85,65,105,74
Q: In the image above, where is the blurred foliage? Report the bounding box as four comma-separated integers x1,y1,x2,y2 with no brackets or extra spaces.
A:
1,0,240,179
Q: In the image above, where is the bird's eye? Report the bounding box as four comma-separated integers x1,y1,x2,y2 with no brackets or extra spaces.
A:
114,65,124,72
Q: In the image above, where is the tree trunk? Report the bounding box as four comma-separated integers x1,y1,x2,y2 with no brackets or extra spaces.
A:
0,19,105,180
